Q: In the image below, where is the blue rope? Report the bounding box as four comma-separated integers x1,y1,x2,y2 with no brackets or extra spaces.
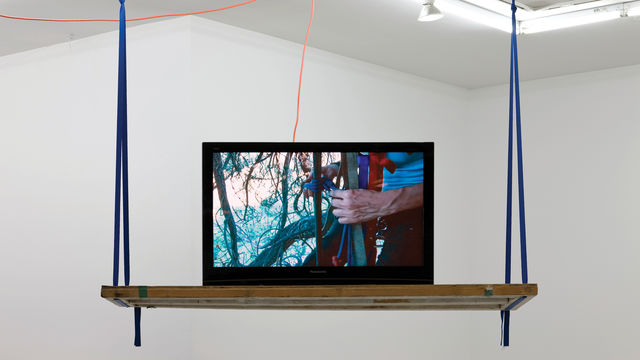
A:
305,178,354,265
304,177,338,192
501,2,515,347
118,0,130,289
113,0,141,347
336,223,348,259
347,222,353,266
505,11,514,288
134,307,141,346
513,9,529,287
503,296,527,312
501,0,529,347
304,178,323,192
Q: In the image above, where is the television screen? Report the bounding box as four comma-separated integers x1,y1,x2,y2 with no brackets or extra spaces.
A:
202,143,433,284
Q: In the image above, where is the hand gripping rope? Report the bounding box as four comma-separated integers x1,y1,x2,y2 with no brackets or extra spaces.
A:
501,0,529,347
3,0,528,347
304,178,354,266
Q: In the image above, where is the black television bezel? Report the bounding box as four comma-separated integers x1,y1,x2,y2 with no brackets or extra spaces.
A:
202,142,434,285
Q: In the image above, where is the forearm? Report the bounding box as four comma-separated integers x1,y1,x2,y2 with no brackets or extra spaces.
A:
330,183,423,224
379,183,423,217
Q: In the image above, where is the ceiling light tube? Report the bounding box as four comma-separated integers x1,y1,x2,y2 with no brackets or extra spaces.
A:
462,0,514,18
520,5,622,34
463,0,626,20
519,0,623,19
626,2,640,16
436,0,513,33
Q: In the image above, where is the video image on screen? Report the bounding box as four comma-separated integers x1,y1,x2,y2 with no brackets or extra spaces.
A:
212,152,424,268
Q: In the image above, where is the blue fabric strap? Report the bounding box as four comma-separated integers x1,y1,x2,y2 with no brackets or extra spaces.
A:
501,2,515,347
113,0,141,347
304,177,339,192
513,9,529,287
501,0,529,347
504,296,527,312
305,177,350,263
134,307,141,346
347,222,353,265
304,178,323,192
357,155,369,189
114,0,130,288
336,224,349,259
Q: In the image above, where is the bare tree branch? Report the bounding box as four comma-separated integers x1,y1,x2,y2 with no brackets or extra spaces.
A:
249,213,323,267
213,153,240,266
249,210,339,267
243,152,265,220
276,153,292,232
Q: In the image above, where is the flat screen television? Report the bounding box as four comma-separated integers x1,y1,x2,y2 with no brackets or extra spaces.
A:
202,142,433,285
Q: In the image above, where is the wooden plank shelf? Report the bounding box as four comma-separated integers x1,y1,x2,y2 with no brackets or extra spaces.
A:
101,284,537,311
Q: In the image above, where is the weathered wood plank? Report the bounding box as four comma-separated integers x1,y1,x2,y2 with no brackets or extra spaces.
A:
101,284,537,311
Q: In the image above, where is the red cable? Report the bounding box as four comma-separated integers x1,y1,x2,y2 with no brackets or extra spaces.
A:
1,0,312,143
293,0,314,143
0,0,256,22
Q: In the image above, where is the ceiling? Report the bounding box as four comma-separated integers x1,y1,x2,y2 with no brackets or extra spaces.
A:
510,0,593,11
1,0,640,88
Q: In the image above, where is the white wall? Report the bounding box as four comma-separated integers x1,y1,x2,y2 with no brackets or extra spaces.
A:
0,16,473,359
0,18,198,359
1,14,638,360
463,66,640,358
188,16,474,360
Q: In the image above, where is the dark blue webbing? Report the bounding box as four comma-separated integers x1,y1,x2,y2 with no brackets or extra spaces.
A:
501,0,529,347
113,0,141,347
304,178,352,263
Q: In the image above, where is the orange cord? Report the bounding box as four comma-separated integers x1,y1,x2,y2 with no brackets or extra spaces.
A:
1,0,314,143
292,0,314,143
0,0,256,22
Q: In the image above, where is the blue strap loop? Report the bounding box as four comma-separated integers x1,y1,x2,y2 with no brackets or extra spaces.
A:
337,223,349,259
305,177,357,264
113,0,141,347
501,0,529,347
114,0,129,289
134,307,141,346
304,177,339,193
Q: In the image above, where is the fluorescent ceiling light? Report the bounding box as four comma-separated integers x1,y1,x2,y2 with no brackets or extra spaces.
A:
418,0,444,22
418,0,640,34
463,0,514,18
436,0,512,33
470,0,625,20
520,5,622,34
521,0,623,19
627,3,640,16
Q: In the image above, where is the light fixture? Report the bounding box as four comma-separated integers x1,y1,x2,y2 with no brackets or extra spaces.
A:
626,2,640,16
418,0,444,22
436,0,512,33
520,5,622,34
427,0,640,35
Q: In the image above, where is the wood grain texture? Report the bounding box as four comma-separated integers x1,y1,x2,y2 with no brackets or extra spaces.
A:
101,284,537,311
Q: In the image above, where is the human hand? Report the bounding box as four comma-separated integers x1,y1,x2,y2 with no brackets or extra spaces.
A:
303,163,339,198
329,189,393,224
330,184,423,224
